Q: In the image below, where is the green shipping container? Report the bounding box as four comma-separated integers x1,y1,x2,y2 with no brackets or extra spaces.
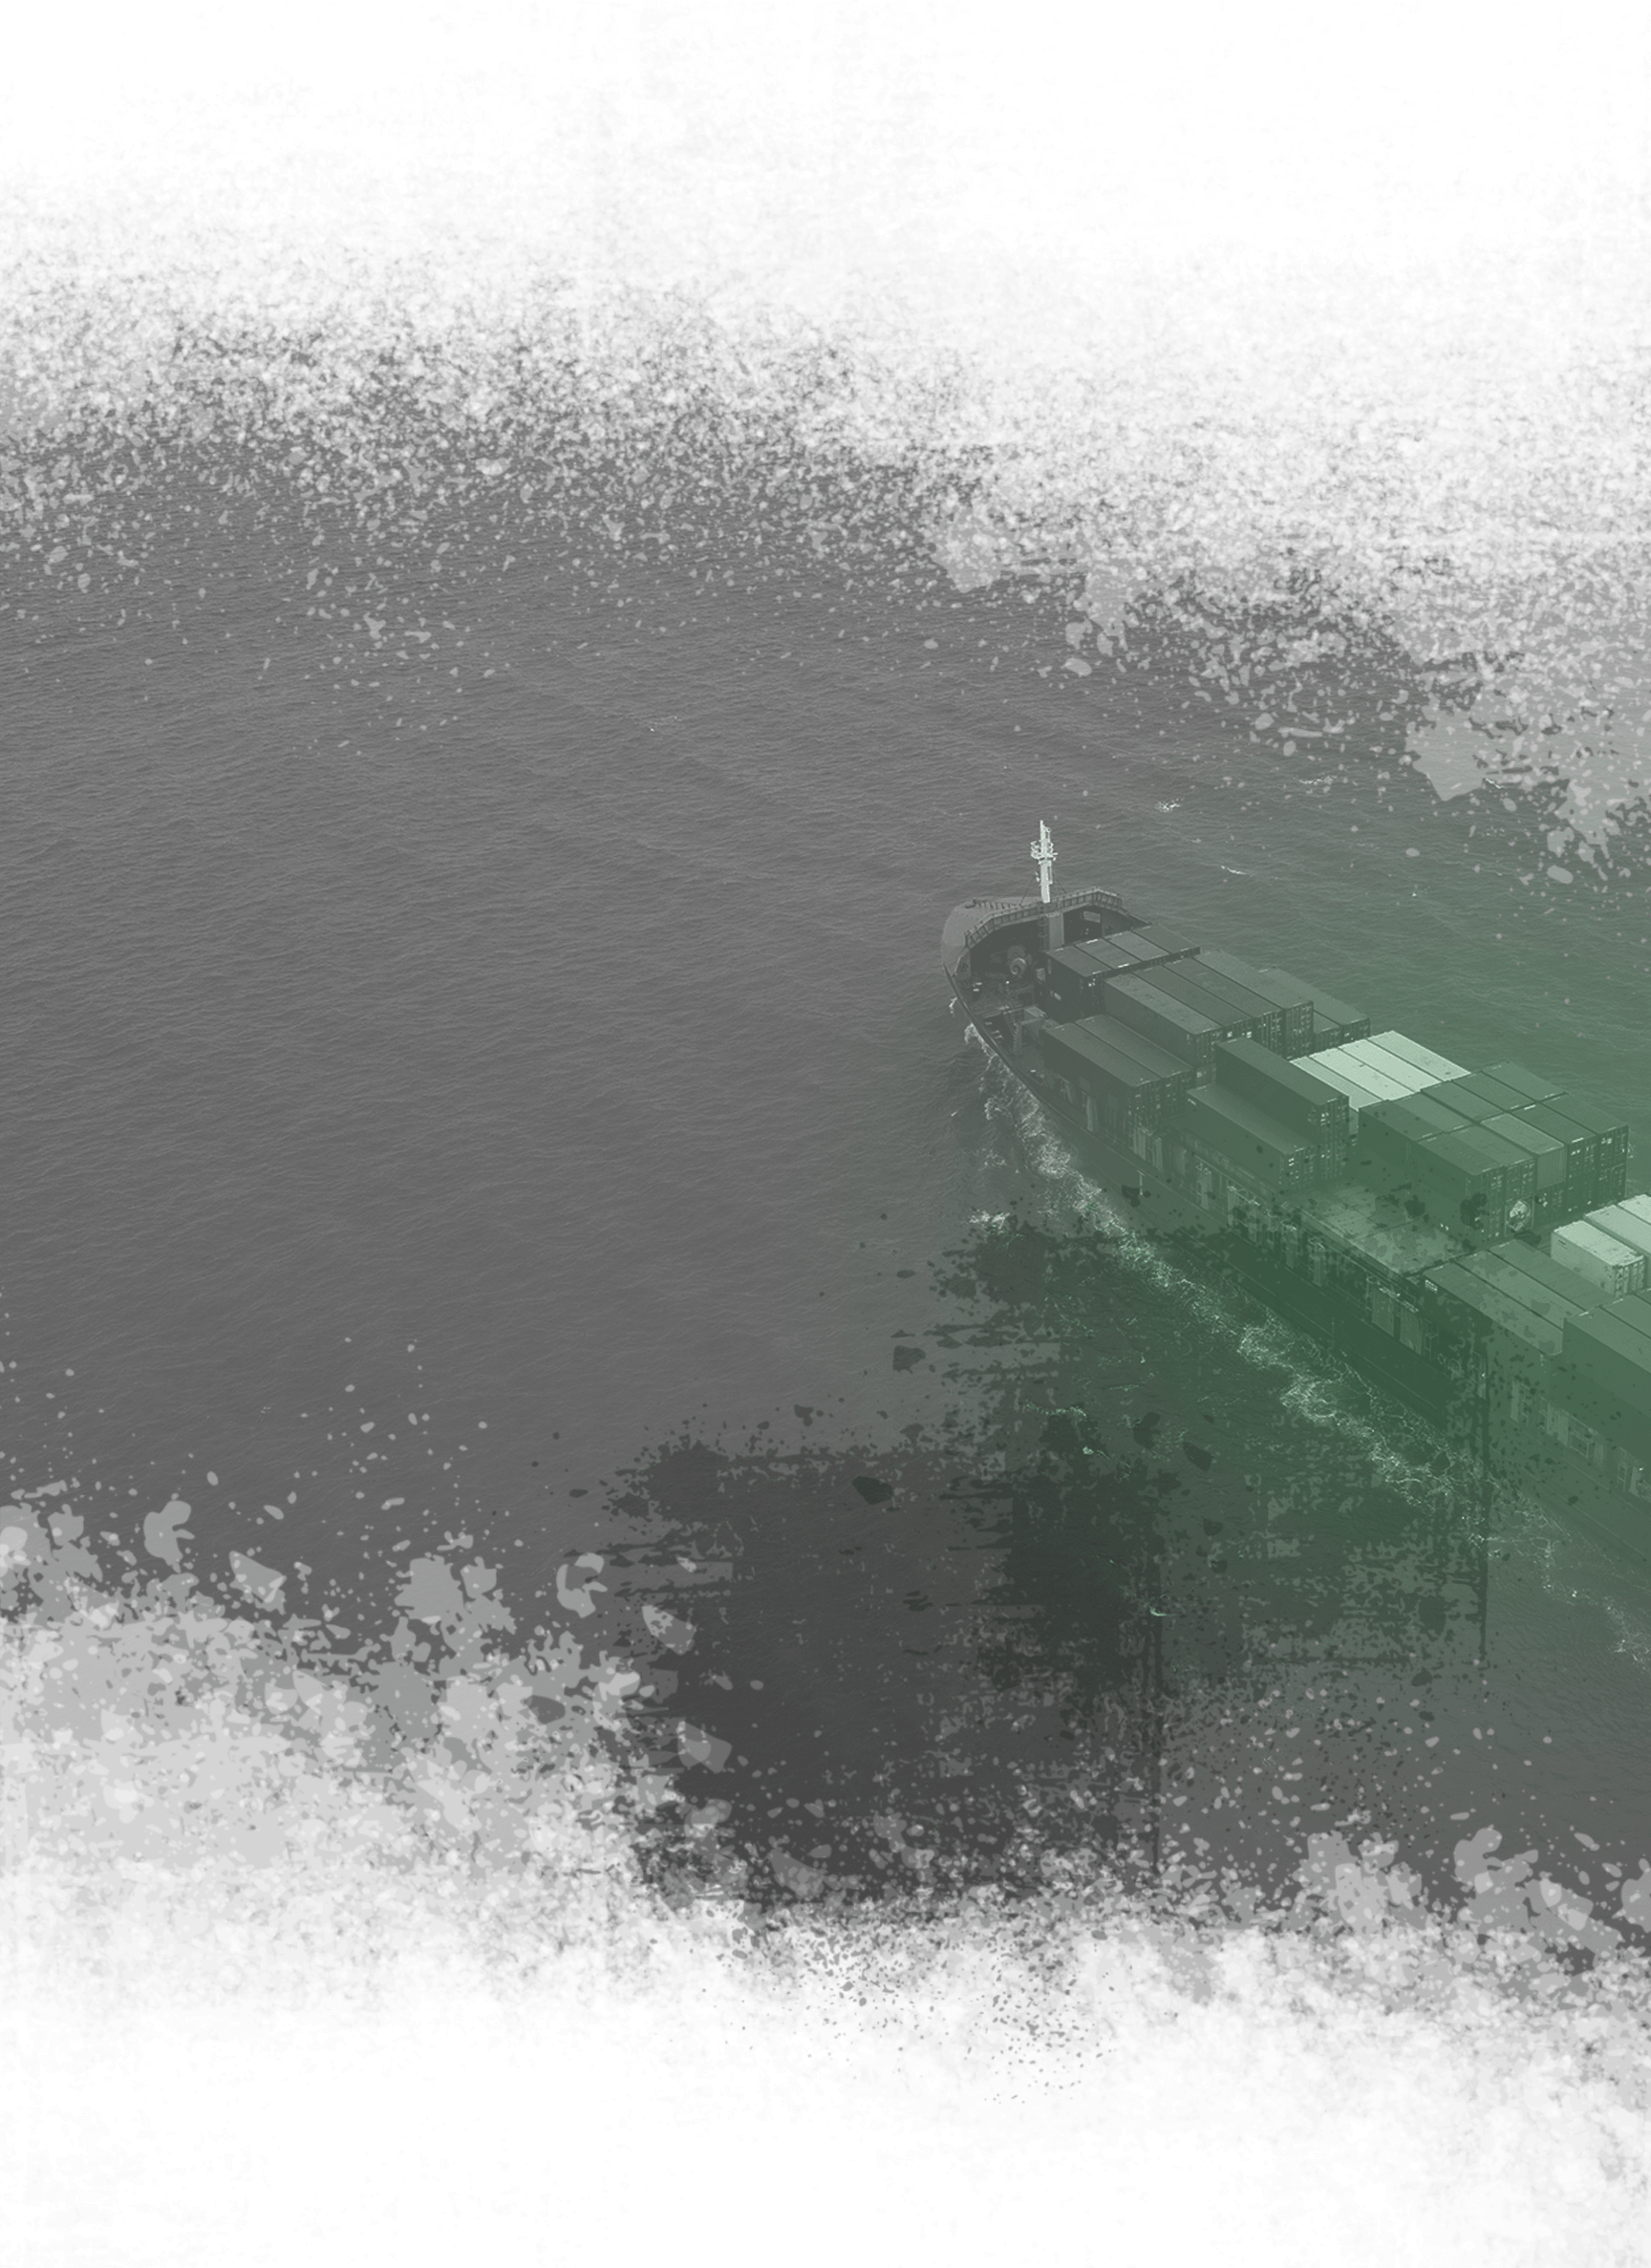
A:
1559,1305,1651,1419
1183,1085,1320,1191
1415,1260,1560,1397
1104,973,1221,1075
1211,1034,1350,1139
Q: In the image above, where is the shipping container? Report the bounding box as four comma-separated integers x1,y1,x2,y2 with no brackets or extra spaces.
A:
1197,952,1316,1052
1338,1037,1457,1098
1363,1094,1476,1147
1415,1270,1569,1387
1514,1102,1597,1187
1480,1060,1565,1106
1430,1070,1534,1119
1103,973,1221,1075
1130,922,1201,961
1480,1237,1601,1319
1415,1134,1506,1206
1351,1143,1506,1252
1447,1121,1536,1209
1211,1035,1350,1140
1286,1052,1386,1119
1259,971,1372,1048
1306,1052,1415,1106
1468,1248,1592,1337
1551,1351,1651,1460
1182,1084,1320,1190
1559,1306,1651,1417
1143,959,1284,1050
1080,1014,1198,1099
1043,944,1113,1020
1597,1161,1633,1215
1481,1111,1567,1190
1362,1029,1471,1084
1176,960,1290,1051
1551,1088,1641,1169
1106,929,1184,967
1039,1016,1194,1123
1067,933,1147,974
1585,1203,1651,1267
1419,1079,1502,1124
1550,1219,1648,1299
1600,1291,1651,1351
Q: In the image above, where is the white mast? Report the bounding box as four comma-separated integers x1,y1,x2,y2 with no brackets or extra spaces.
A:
1030,820,1057,905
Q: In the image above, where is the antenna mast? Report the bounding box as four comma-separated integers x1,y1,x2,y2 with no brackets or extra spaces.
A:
1030,820,1057,905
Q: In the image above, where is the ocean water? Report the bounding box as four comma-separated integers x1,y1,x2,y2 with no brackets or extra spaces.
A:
7,7,1651,2261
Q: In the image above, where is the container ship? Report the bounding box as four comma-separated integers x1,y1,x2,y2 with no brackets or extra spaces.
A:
943,825,1651,1565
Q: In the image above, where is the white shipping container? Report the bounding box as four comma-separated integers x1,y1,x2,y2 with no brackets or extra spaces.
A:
1365,1029,1471,1083
1312,1044,1412,1102
1585,1202,1651,1264
1292,1052,1384,1117
1550,1219,1650,1298
1339,1037,1452,1097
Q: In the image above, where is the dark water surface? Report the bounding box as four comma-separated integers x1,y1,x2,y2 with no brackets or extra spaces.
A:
3,71,1651,2250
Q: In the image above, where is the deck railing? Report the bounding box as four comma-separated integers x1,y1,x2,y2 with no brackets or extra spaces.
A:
961,886,1127,956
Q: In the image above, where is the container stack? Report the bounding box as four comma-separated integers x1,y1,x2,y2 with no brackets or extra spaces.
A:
1196,952,1316,1054
1211,1035,1350,1178
1123,959,1286,1053
1042,944,1116,1020
1101,970,1223,1076
1180,1084,1323,1193
1257,971,1372,1051
1284,1050,1388,1119
1587,1194,1651,1262
1118,922,1201,962
1415,1260,1569,1397
1551,1218,1650,1299
1037,1013,1195,1145
1351,1089,1535,1242
1423,1070,1630,1216
1362,1031,1472,1085
1324,1034,1469,1101
1555,1294,1651,1457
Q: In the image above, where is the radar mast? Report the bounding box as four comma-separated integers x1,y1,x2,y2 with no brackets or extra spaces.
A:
1030,820,1057,904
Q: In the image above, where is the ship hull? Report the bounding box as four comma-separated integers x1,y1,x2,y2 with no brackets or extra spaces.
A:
946,909,1651,1574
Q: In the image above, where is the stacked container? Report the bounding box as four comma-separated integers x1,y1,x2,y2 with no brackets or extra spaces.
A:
1481,1060,1565,1106
1482,1236,1604,1315
1578,1206,1651,1278
1127,922,1201,961
1479,1111,1571,1226
1544,1094,1630,1209
1181,1085,1322,1193
1550,1220,1649,1299
1555,1295,1651,1452
1415,1260,1569,1397
1257,970,1372,1049
1197,952,1316,1054
1043,943,1117,1021
1180,959,1290,1052
1314,1045,1416,1103
1405,1129,1506,1252
1038,1013,1194,1142
1102,971,1222,1076
1324,1038,1460,1098
1364,1030,1472,1085
1131,960,1285,1053
1211,1036,1350,1175
1104,929,1190,969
